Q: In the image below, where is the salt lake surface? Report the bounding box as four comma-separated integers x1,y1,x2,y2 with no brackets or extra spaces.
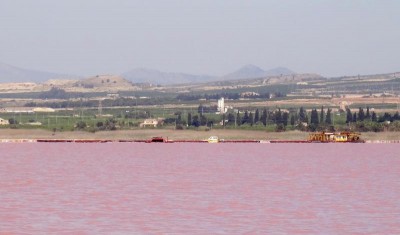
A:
0,143,399,234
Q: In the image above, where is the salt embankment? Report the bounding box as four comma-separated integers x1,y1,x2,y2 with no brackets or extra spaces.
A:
1,139,400,143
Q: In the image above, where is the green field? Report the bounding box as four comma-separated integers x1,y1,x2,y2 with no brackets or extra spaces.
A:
1,105,398,134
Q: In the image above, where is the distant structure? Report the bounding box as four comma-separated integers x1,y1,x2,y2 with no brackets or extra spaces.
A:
0,107,55,113
140,118,165,128
33,107,55,113
107,93,120,99
218,97,226,114
0,107,34,113
0,118,9,125
240,92,260,98
339,101,351,112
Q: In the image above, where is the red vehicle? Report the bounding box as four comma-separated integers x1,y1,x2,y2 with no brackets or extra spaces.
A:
146,137,173,143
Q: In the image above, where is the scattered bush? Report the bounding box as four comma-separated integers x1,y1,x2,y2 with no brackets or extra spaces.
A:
75,121,87,130
8,118,18,125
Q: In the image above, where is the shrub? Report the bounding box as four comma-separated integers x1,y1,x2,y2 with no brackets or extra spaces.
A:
175,124,184,130
389,121,400,131
75,121,87,130
275,124,286,132
8,118,18,125
87,127,97,133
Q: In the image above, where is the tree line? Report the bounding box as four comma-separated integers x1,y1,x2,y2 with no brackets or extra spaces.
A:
182,106,400,132
183,106,333,131
345,107,400,123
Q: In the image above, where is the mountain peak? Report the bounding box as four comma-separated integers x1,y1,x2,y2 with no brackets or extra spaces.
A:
240,64,265,72
223,64,265,80
223,65,295,80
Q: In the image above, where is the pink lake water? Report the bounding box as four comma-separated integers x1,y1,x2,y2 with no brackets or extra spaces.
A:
0,143,400,234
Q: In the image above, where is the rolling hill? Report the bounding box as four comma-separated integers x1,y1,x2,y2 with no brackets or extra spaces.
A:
222,64,295,80
121,68,216,85
0,62,77,83
121,65,295,85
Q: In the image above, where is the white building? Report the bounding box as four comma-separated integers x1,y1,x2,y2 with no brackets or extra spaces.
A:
33,107,55,113
0,118,9,125
218,97,225,114
1,107,34,113
140,118,164,128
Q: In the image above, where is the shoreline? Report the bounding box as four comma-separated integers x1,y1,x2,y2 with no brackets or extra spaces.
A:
1,139,399,144
0,129,399,142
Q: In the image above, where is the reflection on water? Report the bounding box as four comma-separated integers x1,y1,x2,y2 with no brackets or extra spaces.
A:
1,143,399,234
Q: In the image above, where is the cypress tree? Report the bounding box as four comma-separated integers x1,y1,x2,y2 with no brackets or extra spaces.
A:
227,113,235,124
275,109,282,125
242,111,249,124
310,109,315,124
310,109,319,125
325,108,332,124
249,112,254,126
187,112,192,126
254,109,260,123
393,111,400,121
320,106,325,124
380,112,392,122
358,107,365,121
290,115,295,126
299,107,307,123
236,111,241,126
282,112,289,126
177,114,182,124
371,112,377,122
346,108,353,123
200,114,207,126
261,108,267,126
366,107,371,119
198,104,204,115
192,115,200,127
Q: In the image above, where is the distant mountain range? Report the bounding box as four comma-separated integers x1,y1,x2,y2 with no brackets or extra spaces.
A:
121,65,295,85
222,64,295,80
121,68,216,85
0,62,77,83
0,62,295,85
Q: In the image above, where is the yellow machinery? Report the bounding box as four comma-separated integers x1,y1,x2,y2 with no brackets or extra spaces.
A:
308,132,362,143
207,136,219,143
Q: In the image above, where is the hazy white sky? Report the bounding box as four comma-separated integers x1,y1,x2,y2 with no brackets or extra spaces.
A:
0,0,399,77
